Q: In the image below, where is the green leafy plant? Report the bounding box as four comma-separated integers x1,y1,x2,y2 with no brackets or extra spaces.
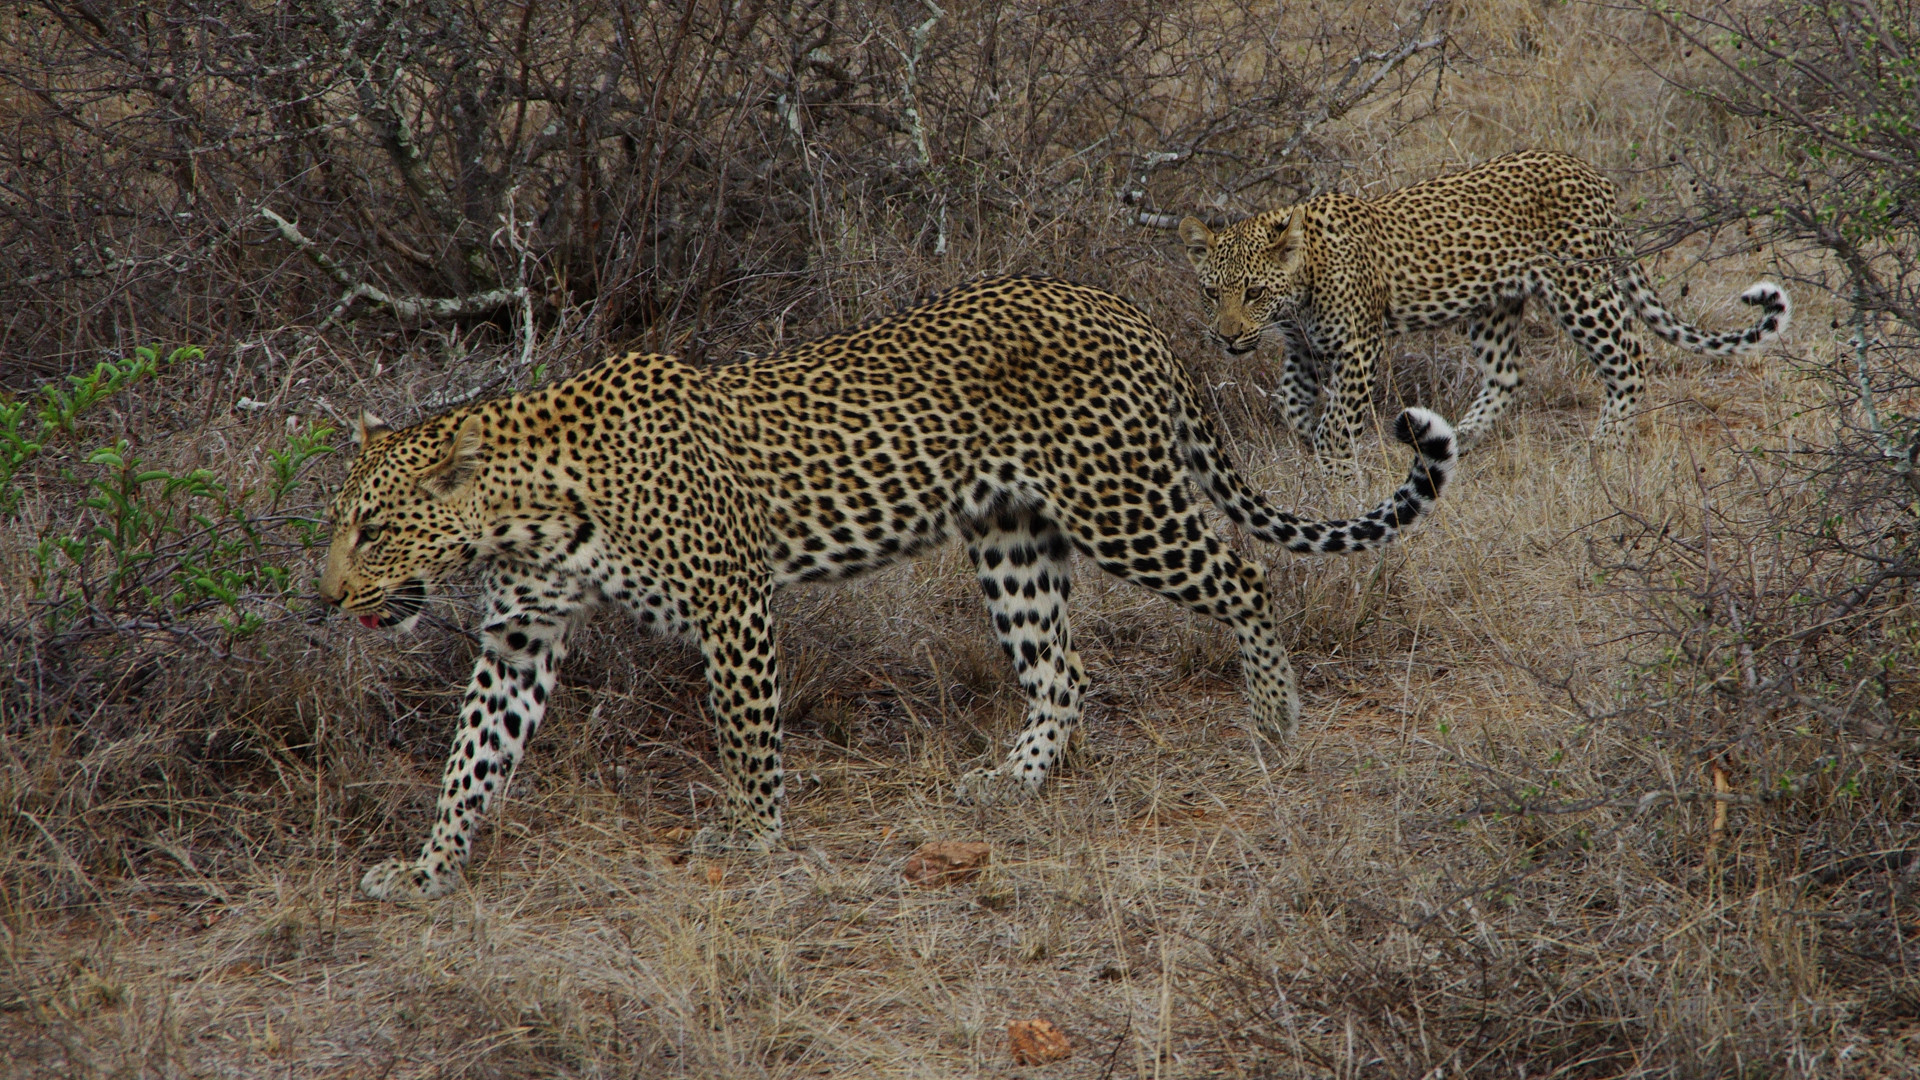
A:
1,345,202,513
28,422,335,646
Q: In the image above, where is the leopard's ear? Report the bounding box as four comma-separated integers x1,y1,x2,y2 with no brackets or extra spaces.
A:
1263,206,1305,250
415,414,486,500
1178,217,1215,266
356,411,393,449
1263,206,1308,272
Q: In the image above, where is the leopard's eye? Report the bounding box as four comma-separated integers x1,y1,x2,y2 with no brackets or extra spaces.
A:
1202,286,1220,301
358,523,385,544
1244,286,1266,302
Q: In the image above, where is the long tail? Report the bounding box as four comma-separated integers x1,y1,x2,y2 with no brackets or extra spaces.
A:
1169,369,1455,555
1621,264,1791,355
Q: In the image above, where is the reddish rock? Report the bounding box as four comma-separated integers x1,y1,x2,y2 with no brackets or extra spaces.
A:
902,841,990,886
1008,1018,1072,1065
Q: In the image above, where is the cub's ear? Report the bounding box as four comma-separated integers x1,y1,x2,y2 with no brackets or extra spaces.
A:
1263,206,1308,272
1259,206,1305,255
356,411,393,449
415,414,486,500
1178,216,1214,266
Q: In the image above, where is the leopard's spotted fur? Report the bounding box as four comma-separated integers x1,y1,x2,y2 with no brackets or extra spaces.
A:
1180,150,1790,463
319,276,1455,900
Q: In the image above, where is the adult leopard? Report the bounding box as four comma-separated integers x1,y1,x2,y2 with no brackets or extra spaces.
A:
1178,150,1790,464
320,276,1456,900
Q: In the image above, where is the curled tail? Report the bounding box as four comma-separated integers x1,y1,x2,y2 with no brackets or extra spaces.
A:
1622,265,1791,355
1170,370,1455,554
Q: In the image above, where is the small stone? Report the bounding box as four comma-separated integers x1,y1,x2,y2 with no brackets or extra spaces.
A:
903,841,991,886
1008,1018,1072,1065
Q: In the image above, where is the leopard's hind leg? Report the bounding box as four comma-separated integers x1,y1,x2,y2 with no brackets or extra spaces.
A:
1056,494,1300,743
689,575,785,852
954,509,1087,805
1454,294,1528,450
1539,263,1647,447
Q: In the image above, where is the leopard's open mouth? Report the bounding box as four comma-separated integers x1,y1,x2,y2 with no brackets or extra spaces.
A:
358,580,427,629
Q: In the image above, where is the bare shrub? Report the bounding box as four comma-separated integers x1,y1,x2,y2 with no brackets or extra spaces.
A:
0,0,1449,378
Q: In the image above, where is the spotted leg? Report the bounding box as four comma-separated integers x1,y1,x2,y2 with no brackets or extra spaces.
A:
1066,502,1301,743
1542,265,1646,448
1274,325,1324,443
1454,294,1528,450
689,576,785,852
1312,329,1384,477
360,568,585,900
953,510,1088,805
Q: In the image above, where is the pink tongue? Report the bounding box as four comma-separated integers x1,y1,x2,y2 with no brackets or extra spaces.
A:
358,615,381,629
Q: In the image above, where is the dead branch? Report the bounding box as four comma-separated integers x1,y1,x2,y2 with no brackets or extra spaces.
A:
259,208,526,330
1279,0,1447,160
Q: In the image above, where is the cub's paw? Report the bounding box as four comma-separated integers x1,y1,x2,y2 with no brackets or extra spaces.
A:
689,824,781,857
359,858,458,901
1313,453,1362,484
1250,714,1297,745
954,766,1036,806
1588,421,1633,453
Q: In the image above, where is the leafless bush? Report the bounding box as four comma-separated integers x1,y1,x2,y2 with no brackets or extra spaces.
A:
0,0,1449,379
1616,0,1920,887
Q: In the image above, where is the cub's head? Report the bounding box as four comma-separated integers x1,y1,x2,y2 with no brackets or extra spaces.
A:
1179,206,1308,356
319,411,488,630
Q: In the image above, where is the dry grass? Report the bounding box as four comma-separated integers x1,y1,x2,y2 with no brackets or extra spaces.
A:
5,3,1917,1078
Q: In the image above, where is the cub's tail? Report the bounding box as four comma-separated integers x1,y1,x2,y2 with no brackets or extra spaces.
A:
1170,369,1455,554
1621,265,1791,355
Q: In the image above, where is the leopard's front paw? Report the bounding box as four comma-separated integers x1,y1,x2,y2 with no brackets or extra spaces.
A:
1589,420,1633,452
359,857,459,901
689,824,781,857
1314,453,1361,483
1250,711,1297,744
954,766,1037,806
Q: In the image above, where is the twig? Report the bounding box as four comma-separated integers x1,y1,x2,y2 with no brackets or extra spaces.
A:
893,1,947,255
1706,763,1731,864
19,250,146,288
492,187,539,371
1846,278,1920,496
259,207,526,331
1278,0,1446,160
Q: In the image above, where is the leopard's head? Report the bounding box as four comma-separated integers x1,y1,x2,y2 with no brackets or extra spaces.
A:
319,411,489,630
1179,206,1308,356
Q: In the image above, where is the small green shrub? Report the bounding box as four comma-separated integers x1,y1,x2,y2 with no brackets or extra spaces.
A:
1,344,201,514
6,344,335,650
26,426,335,646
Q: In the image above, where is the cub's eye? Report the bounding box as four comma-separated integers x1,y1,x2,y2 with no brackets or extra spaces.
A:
1244,286,1266,302
1202,287,1220,301
358,523,385,544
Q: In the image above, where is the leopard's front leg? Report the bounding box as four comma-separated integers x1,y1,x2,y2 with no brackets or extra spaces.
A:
360,571,582,900
1313,330,1384,477
1274,325,1325,444
688,577,786,855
